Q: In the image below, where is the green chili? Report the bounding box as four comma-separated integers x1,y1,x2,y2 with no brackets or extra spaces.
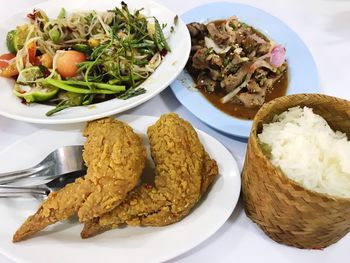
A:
57,8,66,19
49,27,61,43
72,44,92,54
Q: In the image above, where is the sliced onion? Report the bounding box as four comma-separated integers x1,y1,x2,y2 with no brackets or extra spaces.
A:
257,53,270,60
220,85,243,104
233,47,243,55
221,74,252,104
204,37,231,54
248,59,276,73
224,17,237,43
225,21,234,33
270,44,286,67
148,53,161,70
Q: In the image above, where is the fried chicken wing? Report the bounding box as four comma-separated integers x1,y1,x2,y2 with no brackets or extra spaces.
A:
81,113,218,238
13,117,146,242
78,118,146,220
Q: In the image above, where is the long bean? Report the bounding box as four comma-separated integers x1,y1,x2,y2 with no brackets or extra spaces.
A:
41,79,122,94
117,87,146,99
130,42,155,48
46,102,70,116
154,18,171,52
59,80,125,92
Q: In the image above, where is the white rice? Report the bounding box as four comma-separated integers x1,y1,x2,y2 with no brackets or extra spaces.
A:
258,106,350,198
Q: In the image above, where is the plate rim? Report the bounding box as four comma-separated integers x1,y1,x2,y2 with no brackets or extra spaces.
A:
170,1,321,138
0,114,241,263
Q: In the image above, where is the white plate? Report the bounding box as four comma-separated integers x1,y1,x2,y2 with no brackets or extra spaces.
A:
0,0,191,124
170,2,321,138
0,115,241,263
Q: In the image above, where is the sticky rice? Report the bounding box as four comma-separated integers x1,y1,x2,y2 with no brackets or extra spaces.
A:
258,106,350,198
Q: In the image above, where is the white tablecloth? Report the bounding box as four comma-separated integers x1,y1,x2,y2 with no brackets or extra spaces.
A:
1,0,350,262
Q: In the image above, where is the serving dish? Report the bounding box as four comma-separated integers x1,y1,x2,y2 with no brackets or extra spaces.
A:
170,2,321,138
0,114,241,263
242,94,350,249
0,0,191,124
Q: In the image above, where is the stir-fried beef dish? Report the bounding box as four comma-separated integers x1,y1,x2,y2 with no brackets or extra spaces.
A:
186,17,288,120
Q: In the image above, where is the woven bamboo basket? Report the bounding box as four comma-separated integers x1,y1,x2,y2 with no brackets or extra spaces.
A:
242,93,350,249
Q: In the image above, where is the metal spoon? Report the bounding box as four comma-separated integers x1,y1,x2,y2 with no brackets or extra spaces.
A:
0,145,86,184
0,170,86,197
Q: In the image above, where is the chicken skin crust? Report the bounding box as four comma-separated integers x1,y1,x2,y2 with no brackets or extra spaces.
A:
13,117,146,242
81,113,218,238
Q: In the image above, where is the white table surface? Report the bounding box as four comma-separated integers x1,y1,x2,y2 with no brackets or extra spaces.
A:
1,0,350,262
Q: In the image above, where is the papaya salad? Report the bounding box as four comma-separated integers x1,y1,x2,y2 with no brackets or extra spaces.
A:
0,2,171,116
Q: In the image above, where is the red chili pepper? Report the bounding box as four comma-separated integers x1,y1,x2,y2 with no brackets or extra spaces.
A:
27,9,37,20
39,66,51,78
27,42,40,66
160,49,168,57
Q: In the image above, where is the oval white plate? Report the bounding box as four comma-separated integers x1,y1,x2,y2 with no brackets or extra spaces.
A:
171,2,321,138
0,0,190,124
0,115,241,263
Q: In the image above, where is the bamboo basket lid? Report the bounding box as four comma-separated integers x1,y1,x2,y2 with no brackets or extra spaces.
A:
242,93,350,249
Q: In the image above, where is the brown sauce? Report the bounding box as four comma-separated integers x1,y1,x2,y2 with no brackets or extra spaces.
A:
198,71,288,120
187,18,289,120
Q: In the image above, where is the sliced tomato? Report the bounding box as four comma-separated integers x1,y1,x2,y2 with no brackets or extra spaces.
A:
0,64,18,78
0,53,16,69
0,53,18,77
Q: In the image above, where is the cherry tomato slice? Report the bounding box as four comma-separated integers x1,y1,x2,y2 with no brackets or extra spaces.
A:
0,53,16,69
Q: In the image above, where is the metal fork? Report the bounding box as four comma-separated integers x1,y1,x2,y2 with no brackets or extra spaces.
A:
0,170,86,197
0,145,86,184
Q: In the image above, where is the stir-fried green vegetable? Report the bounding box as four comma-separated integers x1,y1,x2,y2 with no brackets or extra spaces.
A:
1,2,173,116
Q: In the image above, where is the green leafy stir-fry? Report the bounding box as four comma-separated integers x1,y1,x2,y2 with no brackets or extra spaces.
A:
0,2,171,116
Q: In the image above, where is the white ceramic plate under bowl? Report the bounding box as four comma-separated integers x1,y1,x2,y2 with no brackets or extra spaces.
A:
0,115,241,263
171,2,321,138
0,0,191,124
